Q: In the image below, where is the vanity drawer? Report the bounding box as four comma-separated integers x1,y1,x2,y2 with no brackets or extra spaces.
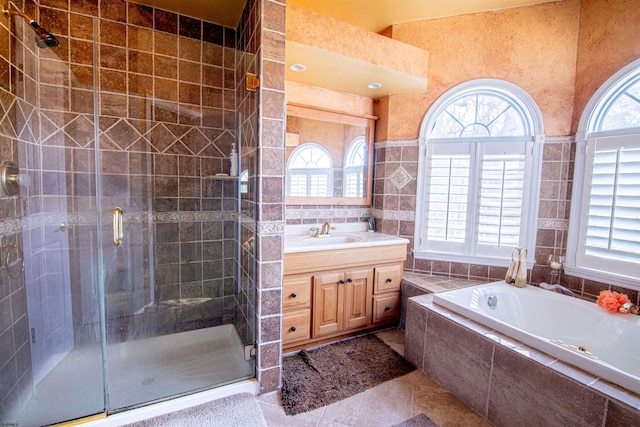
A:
283,275,312,311
372,292,401,323
283,309,311,344
374,264,403,293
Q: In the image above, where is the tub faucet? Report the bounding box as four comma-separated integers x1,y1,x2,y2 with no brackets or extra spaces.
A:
319,222,336,237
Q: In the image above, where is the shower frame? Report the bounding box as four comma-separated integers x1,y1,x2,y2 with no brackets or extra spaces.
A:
0,2,258,425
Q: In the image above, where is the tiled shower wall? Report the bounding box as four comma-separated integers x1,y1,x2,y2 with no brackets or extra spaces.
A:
36,0,245,337
372,136,640,305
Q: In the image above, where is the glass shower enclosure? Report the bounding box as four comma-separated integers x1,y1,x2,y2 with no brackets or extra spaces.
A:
0,5,256,426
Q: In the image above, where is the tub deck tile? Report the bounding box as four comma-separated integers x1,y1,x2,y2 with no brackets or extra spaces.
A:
488,345,607,427
408,293,640,426
590,379,640,410
423,310,493,417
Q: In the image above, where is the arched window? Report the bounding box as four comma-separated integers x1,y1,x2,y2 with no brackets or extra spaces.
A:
567,59,640,289
343,136,366,197
415,79,544,266
286,143,333,197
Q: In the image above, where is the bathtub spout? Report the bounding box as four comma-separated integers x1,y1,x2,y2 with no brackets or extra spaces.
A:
539,282,575,297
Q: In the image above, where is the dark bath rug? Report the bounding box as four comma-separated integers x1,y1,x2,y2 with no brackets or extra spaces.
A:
281,334,415,416
393,413,438,427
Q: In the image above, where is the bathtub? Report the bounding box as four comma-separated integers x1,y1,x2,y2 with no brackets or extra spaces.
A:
433,281,640,396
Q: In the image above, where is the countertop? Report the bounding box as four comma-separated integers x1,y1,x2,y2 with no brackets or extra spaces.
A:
284,223,410,254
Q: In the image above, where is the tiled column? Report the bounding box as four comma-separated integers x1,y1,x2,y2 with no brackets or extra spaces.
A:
255,0,286,394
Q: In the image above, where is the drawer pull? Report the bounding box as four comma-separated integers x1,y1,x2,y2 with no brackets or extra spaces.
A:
347,278,353,283
386,278,393,283
339,279,345,284
384,306,391,312
291,292,297,298
290,326,297,332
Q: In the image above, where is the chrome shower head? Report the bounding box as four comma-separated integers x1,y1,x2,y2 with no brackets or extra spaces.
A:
31,21,59,48
2,4,59,49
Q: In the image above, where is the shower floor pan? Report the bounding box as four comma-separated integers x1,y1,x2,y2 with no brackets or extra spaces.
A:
11,324,254,427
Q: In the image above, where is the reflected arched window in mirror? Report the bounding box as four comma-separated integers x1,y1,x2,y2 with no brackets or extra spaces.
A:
287,143,333,197
343,136,366,197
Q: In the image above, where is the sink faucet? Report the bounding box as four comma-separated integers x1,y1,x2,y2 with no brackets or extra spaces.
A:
320,222,336,237
309,222,337,237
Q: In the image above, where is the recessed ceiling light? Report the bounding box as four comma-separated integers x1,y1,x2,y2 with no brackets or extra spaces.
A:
289,63,306,72
367,82,382,89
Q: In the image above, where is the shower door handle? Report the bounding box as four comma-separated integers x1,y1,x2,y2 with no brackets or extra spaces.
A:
113,207,123,246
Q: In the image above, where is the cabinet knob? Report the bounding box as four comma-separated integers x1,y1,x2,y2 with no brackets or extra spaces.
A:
290,326,297,332
386,278,393,283
339,279,345,284
347,278,353,283
384,306,391,312
291,292,297,298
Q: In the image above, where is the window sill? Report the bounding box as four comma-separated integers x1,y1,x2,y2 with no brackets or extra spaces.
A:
563,265,640,291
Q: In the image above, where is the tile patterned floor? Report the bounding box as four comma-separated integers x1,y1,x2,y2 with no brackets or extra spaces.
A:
258,329,492,427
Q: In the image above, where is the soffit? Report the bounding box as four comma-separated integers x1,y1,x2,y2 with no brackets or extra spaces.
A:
288,0,562,33
131,0,248,29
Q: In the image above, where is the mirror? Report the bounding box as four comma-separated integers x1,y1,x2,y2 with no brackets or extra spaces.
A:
285,104,376,206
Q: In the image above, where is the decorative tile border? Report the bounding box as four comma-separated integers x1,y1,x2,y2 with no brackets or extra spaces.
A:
374,139,419,148
544,135,574,144
257,221,285,235
285,207,369,220
537,218,569,230
0,210,236,238
370,209,415,221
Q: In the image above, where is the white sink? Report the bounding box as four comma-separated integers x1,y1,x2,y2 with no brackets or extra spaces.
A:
300,235,364,245
284,224,410,253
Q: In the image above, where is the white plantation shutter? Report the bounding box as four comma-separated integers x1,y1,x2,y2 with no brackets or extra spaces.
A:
344,166,364,197
569,62,640,287
424,145,471,253
477,152,525,249
288,173,307,196
343,137,366,197
308,171,330,197
576,134,640,277
424,141,529,258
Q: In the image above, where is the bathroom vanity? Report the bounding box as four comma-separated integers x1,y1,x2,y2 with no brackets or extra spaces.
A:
283,225,408,351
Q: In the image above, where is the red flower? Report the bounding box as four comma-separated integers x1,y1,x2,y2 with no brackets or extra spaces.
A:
597,290,630,313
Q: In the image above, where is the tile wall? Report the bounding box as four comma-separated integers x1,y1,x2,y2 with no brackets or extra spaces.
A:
371,136,638,305
253,0,287,394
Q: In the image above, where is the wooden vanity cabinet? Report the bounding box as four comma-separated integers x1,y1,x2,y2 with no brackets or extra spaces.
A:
283,244,406,351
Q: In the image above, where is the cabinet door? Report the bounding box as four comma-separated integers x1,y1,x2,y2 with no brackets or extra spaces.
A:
313,272,344,337
344,268,373,330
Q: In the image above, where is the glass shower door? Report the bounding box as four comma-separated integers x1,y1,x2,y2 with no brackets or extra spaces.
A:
98,102,255,412
0,13,106,427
